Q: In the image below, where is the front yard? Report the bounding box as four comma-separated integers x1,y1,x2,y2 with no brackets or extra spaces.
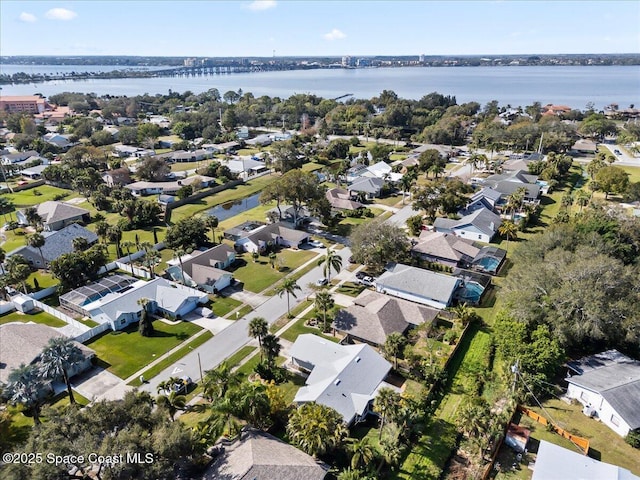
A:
0,309,67,328
84,319,202,379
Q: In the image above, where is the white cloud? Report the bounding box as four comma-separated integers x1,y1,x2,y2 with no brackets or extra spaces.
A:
246,1,277,11
45,8,78,21
19,12,37,22
323,28,347,41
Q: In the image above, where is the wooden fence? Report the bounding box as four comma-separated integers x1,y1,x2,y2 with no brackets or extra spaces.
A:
517,405,590,454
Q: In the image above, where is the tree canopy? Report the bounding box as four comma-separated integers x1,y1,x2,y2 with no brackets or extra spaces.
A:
349,219,410,272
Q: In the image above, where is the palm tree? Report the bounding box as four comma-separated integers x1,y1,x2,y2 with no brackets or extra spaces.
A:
375,387,402,439
202,361,242,401
6,363,47,425
121,240,136,275
94,220,109,244
337,468,366,480
235,381,272,429
6,255,31,294
72,236,89,252
286,402,347,458
378,437,402,473
261,333,281,370
276,277,301,317
140,244,160,279
23,206,42,228
384,332,406,370
204,215,219,244
574,190,591,212
0,246,6,275
399,172,416,205
248,317,269,353
317,248,343,282
107,225,123,258
38,337,85,404
173,248,187,284
429,162,445,179
156,379,172,395
314,290,335,332
27,233,46,269
498,220,518,252
346,436,376,470
137,297,154,337
156,390,187,421
452,302,475,327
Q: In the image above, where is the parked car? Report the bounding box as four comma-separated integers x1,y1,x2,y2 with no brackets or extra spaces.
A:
172,376,193,394
309,240,325,248
355,271,368,280
358,276,375,286
315,277,329,287
614,149,622,155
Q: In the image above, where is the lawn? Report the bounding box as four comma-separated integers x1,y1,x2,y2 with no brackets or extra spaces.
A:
524,399,640,476
128,330,214,386
217,202,276,232
231,249,317,293
85,319,202,379
27,270,59,289
277,370,307,404
280,314,340,344
209,295,243,317
3,185,73,208
226,346,257,368
336,281,366,297
374,196,404,207
0,309,67,328
269,299,313,333
619,165,640,183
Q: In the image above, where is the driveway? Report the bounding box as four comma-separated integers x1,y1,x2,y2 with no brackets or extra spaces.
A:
72,367,133,402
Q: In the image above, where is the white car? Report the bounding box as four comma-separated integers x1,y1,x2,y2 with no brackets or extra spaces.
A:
315,277,329,287
358,276,375,286
309,240,325,248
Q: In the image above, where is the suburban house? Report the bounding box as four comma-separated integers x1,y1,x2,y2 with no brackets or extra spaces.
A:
482,170,542,202
166,244,236,293
326,187,363,211
224,157,269,179
6,223,98,268
234,221,310,253
571,139,599,154
433,208,502,243
565,350,640,437
333,291,439,346
412,231,506,275
42,132,75,150
124,175,215,196
17,201,91,231
101,168,132,187
0,323,94,386
20,164,48,179
1,150,40,165
348,176,384,199
531,440,640,480
171,149,211,163
289,334,393,425
61,276,208,331
266,204,312,226
114,145,155,158
461,188,503,214
202,427,328,480
375,263,461,310
203,141,240,154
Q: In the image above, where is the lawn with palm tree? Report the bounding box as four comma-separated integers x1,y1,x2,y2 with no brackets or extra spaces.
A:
84,320,202,379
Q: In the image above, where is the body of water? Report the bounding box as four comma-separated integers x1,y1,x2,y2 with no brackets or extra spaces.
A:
0,64,167,75
206,192,261,222
0,65,638,110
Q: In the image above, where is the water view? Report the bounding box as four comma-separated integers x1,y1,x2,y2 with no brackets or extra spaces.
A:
206,192,261,222
1,65,638,109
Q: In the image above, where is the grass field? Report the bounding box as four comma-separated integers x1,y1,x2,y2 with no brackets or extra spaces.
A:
210,295,242,317
226,346,257,368
85,319,202,379
619,165,640,183
3,185,73,207
0,309,68,328
279,312,339,344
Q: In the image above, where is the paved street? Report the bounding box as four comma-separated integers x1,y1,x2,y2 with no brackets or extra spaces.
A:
139,246,352,394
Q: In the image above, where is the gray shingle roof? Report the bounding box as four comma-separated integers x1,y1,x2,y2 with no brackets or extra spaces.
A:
348,176,384,194
433,208,502,238
32,201,90,226
376,263,461,305
566,350,640,429
290,334,391,425
203,428,328,480
0,323,94,384
7,223,98,263
334,291,438,345
326,188,363,210
413,231,480,262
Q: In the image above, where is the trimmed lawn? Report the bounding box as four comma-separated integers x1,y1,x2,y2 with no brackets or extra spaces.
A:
4,185,73,207
217,203,275,232
277,370,307,404
524,399,640,476
226,346,257,368
619,165,640,183
374,196,404,207
0,310,67,328
280,314,340,343
232,249,317,293
128,330,214,386
269,299,313,333
336,281,366,297
209,295,242,317
27,270,59,289
85,320,202,379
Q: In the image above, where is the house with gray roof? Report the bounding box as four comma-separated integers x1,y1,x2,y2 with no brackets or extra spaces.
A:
124,175,215,196
235,222,310,253
482,169,541,202
375,263,461,309
202,427,328,480
0,323,94,385
326,187,363,211
462,187,503,214
16,201,91,231
289,334,392,425
166,244,236,293
333,291,438,346
532,440,640,480
19,164,48,179
6,223,98,268
433,208,502,243
566,350,640,437
348,176,384,199
84,277,209,330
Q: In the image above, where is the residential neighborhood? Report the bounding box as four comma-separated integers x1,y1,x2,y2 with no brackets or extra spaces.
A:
1,83,640,480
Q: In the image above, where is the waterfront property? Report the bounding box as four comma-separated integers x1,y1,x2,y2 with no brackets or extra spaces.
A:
16,201,91,231
233,221,310,253
124,175,215,196
289,333,393,426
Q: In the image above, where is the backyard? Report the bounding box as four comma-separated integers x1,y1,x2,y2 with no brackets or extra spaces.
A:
84,319,202,379
0,309,68,328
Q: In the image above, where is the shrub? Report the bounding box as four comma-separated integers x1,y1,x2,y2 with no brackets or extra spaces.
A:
626,430,640,449
32,189,42,196
53,193,69,201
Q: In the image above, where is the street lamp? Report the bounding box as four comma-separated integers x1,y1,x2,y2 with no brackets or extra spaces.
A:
189,346,203,382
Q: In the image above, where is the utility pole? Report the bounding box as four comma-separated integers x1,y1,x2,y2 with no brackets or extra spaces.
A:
511,360,519,393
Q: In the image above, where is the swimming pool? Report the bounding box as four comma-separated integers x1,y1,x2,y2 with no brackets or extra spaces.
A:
475,256,500,273
457,281,485,304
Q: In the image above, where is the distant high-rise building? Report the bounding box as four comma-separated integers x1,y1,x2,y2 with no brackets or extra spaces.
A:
341,56,354,67
419,54,425,63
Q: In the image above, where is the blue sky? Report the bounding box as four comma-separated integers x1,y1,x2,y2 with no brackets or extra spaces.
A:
1,1,639,57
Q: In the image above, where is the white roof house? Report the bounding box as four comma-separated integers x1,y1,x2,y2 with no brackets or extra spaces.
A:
433,208,502,243
532,440,640,480
289,334,392,426
85,278,208,331
566,350,640,437
375,263,461,310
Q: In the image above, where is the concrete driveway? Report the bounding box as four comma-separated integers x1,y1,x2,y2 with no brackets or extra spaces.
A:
72,367,133,402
